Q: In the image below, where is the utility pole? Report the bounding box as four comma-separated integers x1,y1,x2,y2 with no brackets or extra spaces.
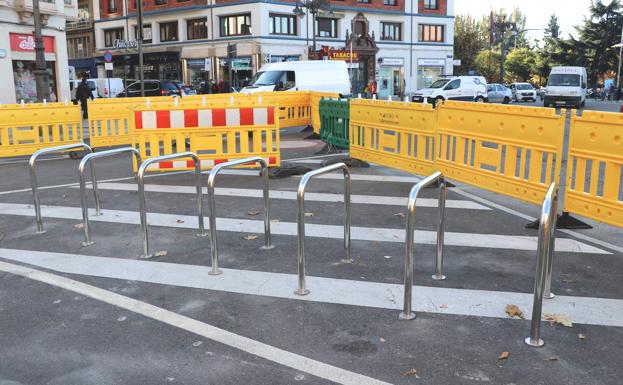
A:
33,0,50,102
137,0,145,96
293,0,330,59
617,24,623,89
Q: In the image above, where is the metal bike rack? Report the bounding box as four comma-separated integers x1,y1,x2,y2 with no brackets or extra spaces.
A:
29,143,100,234
525,182,558,347
295,163,352,296
137,152,206,258
399,171,447,320
78,147,142,246
207,156,272,275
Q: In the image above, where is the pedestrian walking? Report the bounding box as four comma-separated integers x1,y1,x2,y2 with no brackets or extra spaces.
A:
76,76,93,119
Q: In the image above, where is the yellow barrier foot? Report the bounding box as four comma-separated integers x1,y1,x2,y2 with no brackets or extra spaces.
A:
525,212,592,230
268,163,311,179
300,125,313,133
320,157,369,169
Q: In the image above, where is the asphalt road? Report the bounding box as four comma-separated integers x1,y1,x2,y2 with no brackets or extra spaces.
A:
0,127,622,385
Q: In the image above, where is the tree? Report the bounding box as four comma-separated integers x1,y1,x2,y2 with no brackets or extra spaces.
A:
504,48,537,82
474,49,502,83
454,15,487,74
544,14,560,39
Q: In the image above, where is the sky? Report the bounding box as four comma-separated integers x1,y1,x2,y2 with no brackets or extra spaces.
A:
454,0,594,41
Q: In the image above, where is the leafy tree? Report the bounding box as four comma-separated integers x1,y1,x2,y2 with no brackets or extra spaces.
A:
544,14,560,39
504,48,537,82
474,50,502,83
454,15,487,74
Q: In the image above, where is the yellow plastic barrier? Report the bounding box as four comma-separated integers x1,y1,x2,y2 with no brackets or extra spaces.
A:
349,98,438,176
0,104,82,158
436,101,565,205
311,91,340,134
564,111,623,227
260,91,311,128
131,103,280,172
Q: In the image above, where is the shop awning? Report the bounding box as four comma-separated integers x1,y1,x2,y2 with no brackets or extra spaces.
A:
181,46,214,59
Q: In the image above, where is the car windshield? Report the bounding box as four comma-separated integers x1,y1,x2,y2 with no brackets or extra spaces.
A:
516,84,533,90
548,74,581,87
428,79,450,89
251,71,285,86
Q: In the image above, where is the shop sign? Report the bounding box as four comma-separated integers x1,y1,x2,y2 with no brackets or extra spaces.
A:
9,33,55,53
329,50,359,61
418,58,446,67
379,58,404,67
187,58,211,71
269,55,300,63
113,39,138,49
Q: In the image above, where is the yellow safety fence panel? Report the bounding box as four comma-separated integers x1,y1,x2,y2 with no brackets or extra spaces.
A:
436,101,565,205
564,111,623,227
311,91,340,134
131,103,280,172
349,98,438,176
260,91,311,128
0,104,82,158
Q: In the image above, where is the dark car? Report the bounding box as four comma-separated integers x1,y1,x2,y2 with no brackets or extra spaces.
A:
116,80,181,97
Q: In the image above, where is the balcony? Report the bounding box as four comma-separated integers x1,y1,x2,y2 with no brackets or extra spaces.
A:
14,0,62,23
66,19,92,31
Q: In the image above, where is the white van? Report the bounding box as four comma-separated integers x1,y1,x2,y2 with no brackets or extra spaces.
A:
411,76,488,106
241,60,351,95
93,78,125,98
69,79,98,102
544,66,587,108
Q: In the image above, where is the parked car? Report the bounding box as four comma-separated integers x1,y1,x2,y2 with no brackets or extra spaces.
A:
116,80,182,97
69,79,98,103
509,83,537,102
411,76,488,106
486,83,512,104
93,78,125,98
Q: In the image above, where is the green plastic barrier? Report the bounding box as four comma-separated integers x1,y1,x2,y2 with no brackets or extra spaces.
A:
319,98,350,149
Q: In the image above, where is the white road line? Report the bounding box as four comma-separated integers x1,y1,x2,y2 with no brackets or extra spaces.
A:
217,169,424,184
87,182,490,210
0,203,606,254
0,258,392,385
1,249,621,327
287,159,325,164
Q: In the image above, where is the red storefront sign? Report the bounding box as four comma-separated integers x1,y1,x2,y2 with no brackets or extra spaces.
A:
9,33,55,53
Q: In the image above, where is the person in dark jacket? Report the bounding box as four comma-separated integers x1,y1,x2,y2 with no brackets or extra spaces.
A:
76,76,93,119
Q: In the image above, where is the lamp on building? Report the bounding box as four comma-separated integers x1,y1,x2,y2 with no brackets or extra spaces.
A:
293,0,330,58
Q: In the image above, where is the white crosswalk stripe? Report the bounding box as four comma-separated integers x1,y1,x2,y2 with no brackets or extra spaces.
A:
0,203,607,253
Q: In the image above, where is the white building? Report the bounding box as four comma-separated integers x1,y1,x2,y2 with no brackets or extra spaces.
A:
93,0,454,96
0,0,78,104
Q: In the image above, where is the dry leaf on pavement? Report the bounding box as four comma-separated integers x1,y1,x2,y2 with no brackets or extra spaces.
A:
247,210,260,216
154,250,168,257
270,219,280,223
403,368,419,378
440,304,448,309
544,314,573,327
498,351,510,360
544,356,559,362
393,212,406,218
73,223,84,229
176,219,184,223
578,333,586,340
243,235,259,240
505,304,525,319
379,337,386,343
304,212,314,217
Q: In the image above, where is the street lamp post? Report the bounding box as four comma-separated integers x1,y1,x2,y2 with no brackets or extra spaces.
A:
293,0,330,59
137,0,145,96
32,0,50,102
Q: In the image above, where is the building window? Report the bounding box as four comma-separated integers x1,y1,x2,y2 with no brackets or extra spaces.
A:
424,0,438,9
134,24,152,44
159,21,178,42
155,0,167,5
269,13,297,36
107,0,117,13
381,22,401,41
316,17,337,38
187,18,207,40
67,36,91,59
419,24,444,42
384,0,397,5
356,0,370,3
104,28,124,47
220,13,252,37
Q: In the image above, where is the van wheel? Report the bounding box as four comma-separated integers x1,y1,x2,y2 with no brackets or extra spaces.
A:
475,96,485,103
433,96,444,107
503,97,510,104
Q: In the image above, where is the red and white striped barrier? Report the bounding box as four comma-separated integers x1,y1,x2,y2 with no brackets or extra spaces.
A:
134,107,275,129
145,156,279,171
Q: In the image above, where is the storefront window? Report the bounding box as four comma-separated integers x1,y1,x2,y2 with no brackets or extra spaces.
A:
417,66,443,89
13,60,57,103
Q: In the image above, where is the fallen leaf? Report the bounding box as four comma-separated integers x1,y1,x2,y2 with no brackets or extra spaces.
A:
379,337,386,343
73,223,84,229
403,368,419,378
544,356,558,362
176,219,184,223
247,210,260,216
154,250,168,257
578,333,586,340
544,314,573,327
383,255,392,259
393,212,405,218
243,235,259,240
304,212,314,217
505,304,525,319
498,351,510,360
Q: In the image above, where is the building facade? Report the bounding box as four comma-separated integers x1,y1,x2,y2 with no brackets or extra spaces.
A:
0,0,78,103
66,0,97,77
93,0,454,96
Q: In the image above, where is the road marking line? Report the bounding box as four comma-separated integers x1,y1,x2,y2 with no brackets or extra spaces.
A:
1,249,621,327
86,182,490,210
0,203,607,254
0,258,392,385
